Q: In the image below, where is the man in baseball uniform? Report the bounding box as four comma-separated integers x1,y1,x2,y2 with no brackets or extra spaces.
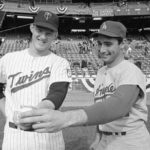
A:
0,10,72,150
20,21,150,150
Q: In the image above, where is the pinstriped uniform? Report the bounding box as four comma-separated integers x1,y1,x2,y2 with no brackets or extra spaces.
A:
0,49,72,150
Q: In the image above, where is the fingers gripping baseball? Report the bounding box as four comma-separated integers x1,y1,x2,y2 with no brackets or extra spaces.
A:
20,109,67,133
20,109,49,123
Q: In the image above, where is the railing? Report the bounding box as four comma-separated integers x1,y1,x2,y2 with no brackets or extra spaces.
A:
5,0,72,4
4,0,143,5
4,0,150,4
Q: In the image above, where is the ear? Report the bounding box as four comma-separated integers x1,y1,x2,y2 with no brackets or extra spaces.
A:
30,24,34,33
120,42,124,50
54,31,58,39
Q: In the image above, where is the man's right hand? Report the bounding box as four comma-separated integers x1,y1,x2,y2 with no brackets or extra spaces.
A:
89,133,101,150
13,106,36,131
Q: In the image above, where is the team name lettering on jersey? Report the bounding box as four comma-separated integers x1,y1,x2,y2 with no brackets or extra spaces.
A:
94,83,116,102
8,67,51,93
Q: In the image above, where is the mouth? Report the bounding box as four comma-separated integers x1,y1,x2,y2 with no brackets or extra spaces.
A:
37,37,47,43
38,40,47,45
100,53,110,59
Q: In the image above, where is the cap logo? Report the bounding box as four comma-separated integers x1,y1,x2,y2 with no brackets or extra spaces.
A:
101,22,107,30
44,12,52,20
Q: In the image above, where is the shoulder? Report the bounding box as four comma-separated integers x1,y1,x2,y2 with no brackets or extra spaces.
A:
109,60,145,82
2,49,26,58
0,51,21,66
97,66,107,74
117,60,145,83
119,60,142,73
50,53,69,64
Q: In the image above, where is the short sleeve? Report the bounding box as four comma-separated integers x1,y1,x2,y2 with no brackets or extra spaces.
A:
118,65,146,97
49,58,72,84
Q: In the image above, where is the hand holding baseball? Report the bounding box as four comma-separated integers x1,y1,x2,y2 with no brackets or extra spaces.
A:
13,105,37,131
19,108,68,133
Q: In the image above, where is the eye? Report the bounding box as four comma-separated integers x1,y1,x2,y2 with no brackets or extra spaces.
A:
35,27,42,33
46,32,55,38
46,32,53,36
97,41,102,46
104,42,112,47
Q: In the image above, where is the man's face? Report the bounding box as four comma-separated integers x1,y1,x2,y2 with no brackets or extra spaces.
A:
96,35,123,67
30,24,57,52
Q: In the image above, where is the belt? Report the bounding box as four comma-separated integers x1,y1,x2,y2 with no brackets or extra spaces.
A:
100,131,126,136
9,122,34,132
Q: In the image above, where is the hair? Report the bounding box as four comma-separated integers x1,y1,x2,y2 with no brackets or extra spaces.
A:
95,34,124,45
114,37,123,45
134,61,142,69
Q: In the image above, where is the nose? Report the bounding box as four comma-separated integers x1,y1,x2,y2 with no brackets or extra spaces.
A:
40,32,47,39
100,44,107,54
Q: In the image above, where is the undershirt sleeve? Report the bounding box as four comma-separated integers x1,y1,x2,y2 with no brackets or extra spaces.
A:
83,85,139,125
42,82,70,110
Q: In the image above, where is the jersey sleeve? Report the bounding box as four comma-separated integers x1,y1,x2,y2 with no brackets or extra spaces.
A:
49,58,72,85
117,64,146,98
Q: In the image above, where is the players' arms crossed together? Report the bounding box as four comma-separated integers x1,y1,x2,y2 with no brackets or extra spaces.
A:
19,84,140,133
17,81,70,131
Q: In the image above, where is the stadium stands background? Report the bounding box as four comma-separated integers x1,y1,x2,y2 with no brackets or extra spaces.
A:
0,0,150,89
0,1,150,150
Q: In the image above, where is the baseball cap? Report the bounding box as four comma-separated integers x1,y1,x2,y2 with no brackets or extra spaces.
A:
34,10,59,31
92,20,127,38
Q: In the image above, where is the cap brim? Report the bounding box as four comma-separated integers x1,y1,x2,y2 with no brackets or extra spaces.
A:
91,30,121,38
35,22,58,31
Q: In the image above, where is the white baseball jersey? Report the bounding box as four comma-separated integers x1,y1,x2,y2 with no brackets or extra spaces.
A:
0,49,72,150
94,60,150,150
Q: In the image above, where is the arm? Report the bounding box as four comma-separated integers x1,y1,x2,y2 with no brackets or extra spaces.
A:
19,58,71,131
18,82,69,131
83,85,140,125
89,132,101,150
37,58,71,110
0,83,5,117
19,84,140,133
37,82,70,110
0,97,5,117
64,84,140,126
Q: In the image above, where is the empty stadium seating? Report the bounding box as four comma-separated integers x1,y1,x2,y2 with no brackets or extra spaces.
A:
1,35,150,77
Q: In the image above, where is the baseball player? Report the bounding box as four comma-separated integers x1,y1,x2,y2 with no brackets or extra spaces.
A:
20,21,150,150
0,10,72,150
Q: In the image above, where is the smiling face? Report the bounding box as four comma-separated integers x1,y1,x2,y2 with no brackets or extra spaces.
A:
29,24,58,56
96,35,124,67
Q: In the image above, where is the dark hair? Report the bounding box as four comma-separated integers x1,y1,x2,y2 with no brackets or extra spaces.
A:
104,36,123,44
115,37,123,44
134,61,142,69
95,34,123,43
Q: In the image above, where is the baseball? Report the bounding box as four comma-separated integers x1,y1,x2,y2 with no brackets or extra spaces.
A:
13,106,36,124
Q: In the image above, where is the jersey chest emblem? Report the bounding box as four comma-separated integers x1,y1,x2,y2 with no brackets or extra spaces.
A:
94,83,116,102
8,66,51,93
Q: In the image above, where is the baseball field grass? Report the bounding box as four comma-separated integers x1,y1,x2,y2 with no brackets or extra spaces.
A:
0,90,150,150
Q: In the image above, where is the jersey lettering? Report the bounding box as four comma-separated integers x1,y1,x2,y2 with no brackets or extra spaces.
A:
94,83,116,102
8,67,51,93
